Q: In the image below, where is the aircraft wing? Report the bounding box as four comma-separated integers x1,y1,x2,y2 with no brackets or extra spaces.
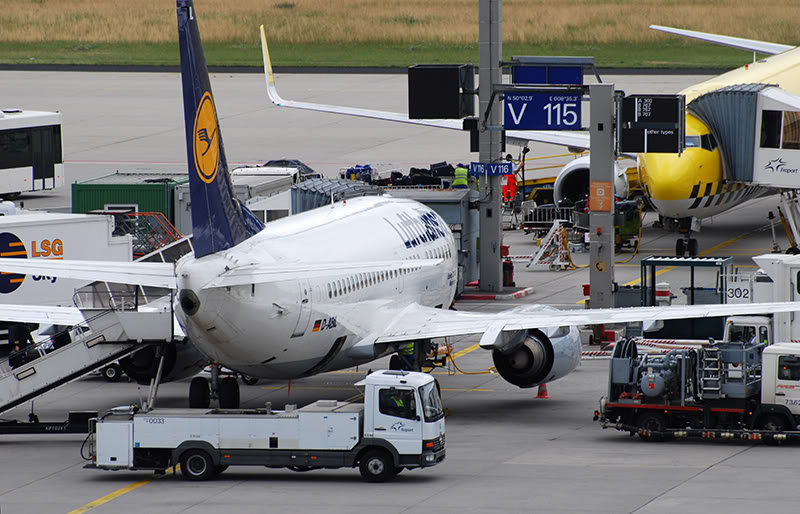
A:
0,259,176,289
203,259,443,288
650,25,794,55
259,25,591,151
0,304,84,326
375,302,800,348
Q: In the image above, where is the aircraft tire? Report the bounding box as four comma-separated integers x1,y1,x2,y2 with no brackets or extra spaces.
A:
675,238,685,256
688,238,698,256
189,377,210,408
219,377,240,409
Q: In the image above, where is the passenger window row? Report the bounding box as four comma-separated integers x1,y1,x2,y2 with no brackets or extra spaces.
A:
324,245,452,299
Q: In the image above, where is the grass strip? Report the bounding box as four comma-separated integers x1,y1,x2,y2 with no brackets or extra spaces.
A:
0,40,758,69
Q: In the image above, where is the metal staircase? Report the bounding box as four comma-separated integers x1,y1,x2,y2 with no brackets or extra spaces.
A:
701,346,722,399
0,298,174,416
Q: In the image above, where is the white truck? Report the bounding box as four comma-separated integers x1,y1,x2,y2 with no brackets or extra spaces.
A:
85,370,445,482
595,340,800,443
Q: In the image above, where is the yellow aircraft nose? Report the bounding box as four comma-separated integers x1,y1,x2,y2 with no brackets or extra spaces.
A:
638,114,724,217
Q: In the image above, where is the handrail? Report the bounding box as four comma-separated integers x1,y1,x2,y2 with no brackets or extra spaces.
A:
0,308,117,380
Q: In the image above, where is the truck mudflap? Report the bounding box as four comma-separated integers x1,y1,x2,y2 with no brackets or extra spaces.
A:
594,418,800,443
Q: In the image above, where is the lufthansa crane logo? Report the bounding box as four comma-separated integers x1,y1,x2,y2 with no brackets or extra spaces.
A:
0,232,26,293
193,91,220,184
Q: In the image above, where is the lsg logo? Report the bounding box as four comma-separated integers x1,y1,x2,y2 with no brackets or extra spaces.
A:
0,232,64,293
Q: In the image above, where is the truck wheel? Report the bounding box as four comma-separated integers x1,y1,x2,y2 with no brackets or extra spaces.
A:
189,377,210,408
219,377,240,409
240,374,259,386
359,449,393,483
180,450,215,481
636,412,666,441
759,414,789,445
102,363,122,382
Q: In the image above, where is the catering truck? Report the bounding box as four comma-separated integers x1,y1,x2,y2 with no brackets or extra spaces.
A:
0,210,132,307
85,370,445,482
594,338,800,443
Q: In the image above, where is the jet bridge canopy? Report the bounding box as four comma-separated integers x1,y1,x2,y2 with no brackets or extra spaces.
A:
689,83,800,187
688,83,771,182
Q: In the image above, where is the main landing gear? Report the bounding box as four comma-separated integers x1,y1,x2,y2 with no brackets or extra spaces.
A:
189,364,240,409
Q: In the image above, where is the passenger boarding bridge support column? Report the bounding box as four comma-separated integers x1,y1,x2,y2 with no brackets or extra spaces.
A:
589,84,615,308
478,0,503,292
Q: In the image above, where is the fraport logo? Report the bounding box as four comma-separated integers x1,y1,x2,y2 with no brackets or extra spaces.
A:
765,158,799,174
0,232,27,293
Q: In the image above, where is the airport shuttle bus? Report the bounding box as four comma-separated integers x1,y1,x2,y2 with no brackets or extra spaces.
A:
0,109,64,197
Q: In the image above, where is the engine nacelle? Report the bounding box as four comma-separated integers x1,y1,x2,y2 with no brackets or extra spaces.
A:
553,155,629,206
120,339,207,384
492,330,555,388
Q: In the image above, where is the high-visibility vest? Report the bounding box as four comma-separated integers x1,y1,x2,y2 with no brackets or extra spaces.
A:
452,167,469,187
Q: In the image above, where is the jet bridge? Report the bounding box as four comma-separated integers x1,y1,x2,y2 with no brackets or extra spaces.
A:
688,83,800,187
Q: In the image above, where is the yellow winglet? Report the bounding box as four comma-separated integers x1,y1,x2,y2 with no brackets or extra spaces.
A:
259,24,275,86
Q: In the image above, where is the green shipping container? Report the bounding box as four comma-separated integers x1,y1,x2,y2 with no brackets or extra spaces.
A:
72,171,189,224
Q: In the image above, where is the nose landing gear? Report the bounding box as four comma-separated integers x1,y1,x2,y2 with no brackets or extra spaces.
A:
189,364,241,409
676,236,698,257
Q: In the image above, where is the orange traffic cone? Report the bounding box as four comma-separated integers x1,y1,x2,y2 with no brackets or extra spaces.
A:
536,383,550,399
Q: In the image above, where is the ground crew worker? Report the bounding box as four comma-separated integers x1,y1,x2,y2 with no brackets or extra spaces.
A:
398,342,415,370
453,163,469,189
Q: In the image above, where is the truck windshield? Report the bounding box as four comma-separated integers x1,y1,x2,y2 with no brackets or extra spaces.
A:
419,381,443,422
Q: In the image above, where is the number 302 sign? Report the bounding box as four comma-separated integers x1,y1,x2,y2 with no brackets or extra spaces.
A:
504,92,581,130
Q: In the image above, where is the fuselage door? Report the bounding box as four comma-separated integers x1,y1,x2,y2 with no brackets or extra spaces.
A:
291,279,312,338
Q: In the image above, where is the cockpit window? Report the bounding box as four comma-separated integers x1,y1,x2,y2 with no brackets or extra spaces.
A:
685,134,717,152
685,135,701,148
701,133,717,151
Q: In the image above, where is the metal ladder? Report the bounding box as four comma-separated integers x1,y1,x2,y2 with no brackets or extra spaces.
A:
701,346,723,399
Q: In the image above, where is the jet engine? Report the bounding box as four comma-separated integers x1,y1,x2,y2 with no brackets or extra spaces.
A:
120,338,207,384
492,330,555,388
553,155,629,206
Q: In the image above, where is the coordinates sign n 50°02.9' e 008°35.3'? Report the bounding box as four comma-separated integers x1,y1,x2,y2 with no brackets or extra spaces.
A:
504,92,581,130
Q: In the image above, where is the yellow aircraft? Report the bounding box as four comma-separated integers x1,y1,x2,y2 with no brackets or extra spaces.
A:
260,25,800,256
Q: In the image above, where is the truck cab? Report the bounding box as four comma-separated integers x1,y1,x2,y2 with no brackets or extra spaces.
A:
760,343,800,429
359,370,445,461
723,316,772,346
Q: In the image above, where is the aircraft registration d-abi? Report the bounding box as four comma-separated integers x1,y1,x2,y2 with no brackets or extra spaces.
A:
260,24,800,257
1,1,798,409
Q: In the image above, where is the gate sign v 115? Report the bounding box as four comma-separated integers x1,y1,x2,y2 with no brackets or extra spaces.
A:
504,92,581,130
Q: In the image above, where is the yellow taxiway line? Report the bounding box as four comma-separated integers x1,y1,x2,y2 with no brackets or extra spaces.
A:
66,467,178,514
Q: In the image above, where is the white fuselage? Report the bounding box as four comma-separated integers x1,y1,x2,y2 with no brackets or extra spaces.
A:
174,196,459,379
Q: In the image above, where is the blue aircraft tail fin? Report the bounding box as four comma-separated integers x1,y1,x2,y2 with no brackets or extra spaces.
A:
176,0,263,258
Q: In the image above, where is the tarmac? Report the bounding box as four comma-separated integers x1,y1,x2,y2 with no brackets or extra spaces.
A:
1,71,798,514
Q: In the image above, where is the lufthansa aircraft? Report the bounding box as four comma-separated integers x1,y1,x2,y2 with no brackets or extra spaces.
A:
1,1,798,409
259,25,800,257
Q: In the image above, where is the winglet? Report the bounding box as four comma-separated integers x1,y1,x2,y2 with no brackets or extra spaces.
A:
260,25,285,107
650,25,793,56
